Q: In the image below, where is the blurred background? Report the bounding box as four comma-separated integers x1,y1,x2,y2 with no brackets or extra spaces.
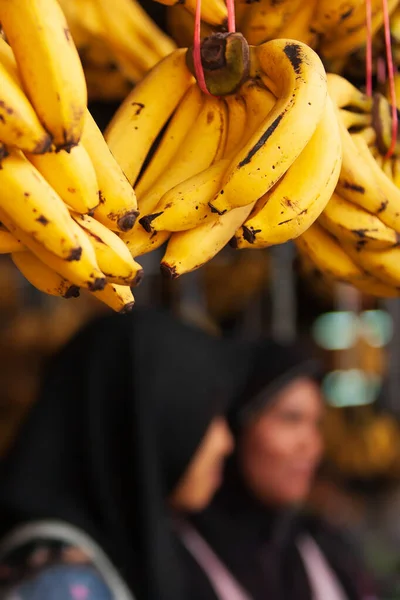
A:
1,231,400,597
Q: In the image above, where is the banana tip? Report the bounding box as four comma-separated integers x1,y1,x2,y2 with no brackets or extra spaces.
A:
242,225,256,244
117,210,140,232
208,201,226,216
139,212,163,233
160,262,178,280
89,277,106,292
64,285,80,299
229,236,239,249
132,269,144,287
119,301,135,314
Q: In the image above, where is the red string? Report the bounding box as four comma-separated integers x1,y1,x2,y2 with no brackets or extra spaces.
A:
365,0,373,97
226,0,236,32
382,0,398,158
193,0,236,96
193,0,210,95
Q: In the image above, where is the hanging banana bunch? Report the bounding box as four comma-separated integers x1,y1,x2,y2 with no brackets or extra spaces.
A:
0,0,142,313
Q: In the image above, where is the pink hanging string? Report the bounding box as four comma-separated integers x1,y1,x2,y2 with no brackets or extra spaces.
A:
193,0,236,96
365,0,373,97
382,0,398,158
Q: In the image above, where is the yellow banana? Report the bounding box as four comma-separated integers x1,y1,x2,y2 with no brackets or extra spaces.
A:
0,209,105,291
327,74,372,112
135,84,204,198
312,0,366,36
0,38,51,153
0,226,25,253
344,242,400,289
81,110,138,232
161,203,256,278
277,0,318,46
336,124,400,233
96,0,175,61
319,192,399,250
125,94,228,257
145,160,229,233
166,5,213,49
209,40,327,214
295,223,365,283
27,145,99,214
241,0,303,46
89,282,135,313
12,250,80,298
0,0,87,150
339,109,371,130
321,0,399,59
72,212,143,286
224,94,248,160
155,0,227,26
0,152,81,260
105,49,193,185
350,131,400,233
233,95,341,248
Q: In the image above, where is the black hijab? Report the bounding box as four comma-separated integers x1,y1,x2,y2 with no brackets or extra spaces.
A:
191,340,370,600
0,308,248,600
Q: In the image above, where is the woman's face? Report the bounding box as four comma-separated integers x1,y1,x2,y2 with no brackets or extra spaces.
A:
239,377,324,507
170,417,234,512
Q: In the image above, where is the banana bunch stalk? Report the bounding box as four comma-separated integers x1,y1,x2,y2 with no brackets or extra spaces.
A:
106,34,345,279
58,0,176,100
295,75,400,298
0,0,142,313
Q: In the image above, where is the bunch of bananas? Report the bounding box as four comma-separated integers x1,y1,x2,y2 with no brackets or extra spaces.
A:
165,0,400,69
0,0,141,313
295,75,400,298
58,0,176,101
105,34,344,279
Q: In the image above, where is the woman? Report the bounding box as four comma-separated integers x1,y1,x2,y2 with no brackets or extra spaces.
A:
185,339,376,600
0,308,249,600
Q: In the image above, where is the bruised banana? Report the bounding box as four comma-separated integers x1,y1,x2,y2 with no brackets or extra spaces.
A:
0,152,81,260
124,94,228,257
161,203,256,279
81,111,138,232
0,0,87,150
319,193,399,250
0,38,51,153
233,95,342,248
105,49,193,185
72,212,143,286
89,282,135,314
28,144,99,214
0,209,105,291
209,39,327,214
12,250,80,298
